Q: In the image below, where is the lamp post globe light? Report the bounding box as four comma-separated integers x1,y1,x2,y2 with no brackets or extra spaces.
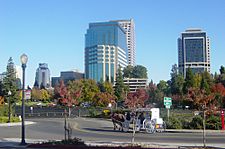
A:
20,53,28,145
7,90,11,123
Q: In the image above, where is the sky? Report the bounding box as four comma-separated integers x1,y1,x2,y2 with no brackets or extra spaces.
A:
0,0,225,87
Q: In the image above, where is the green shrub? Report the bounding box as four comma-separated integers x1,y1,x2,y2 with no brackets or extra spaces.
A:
0,105,8,116
0,116,8,123
88,107,99,117
189,115,203,129
11,117,20,122
180,118,190,129
206,115,221,130
42,137,84,145
0,116,20,123
165,117,182,129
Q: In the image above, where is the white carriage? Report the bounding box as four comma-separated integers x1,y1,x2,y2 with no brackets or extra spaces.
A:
134,108,166,133
117,108,166,133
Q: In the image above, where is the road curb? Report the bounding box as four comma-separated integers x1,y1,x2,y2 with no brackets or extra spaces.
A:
0,121,36,127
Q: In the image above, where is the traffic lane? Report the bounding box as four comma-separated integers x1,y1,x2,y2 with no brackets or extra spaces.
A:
0,118,65,140
26,118,65,140
72,118,225,144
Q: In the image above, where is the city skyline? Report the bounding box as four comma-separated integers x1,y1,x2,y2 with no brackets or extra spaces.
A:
1,0,225,86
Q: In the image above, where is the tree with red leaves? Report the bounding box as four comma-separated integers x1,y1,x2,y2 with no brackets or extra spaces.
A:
125,88,149,109
56,80,81,116
187,87,214,110
211,83,225,109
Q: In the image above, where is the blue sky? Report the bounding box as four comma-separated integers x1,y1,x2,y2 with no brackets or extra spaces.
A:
0,0,225,86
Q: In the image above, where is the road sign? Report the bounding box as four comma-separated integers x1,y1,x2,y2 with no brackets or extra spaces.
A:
25,90,31,100
165,105,171,109
164,97,172,106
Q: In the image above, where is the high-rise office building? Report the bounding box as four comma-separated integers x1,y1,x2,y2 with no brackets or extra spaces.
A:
35,63,51,88
178,29,210,77
111,19,135,66
85,21,128,83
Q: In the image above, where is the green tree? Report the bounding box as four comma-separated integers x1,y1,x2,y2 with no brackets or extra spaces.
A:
123,65,148,78
183,68,195,94
2,57,19,122
114,66,127,102
0,81,4,97
193,73,202,88
80,79,99,103
132,65,148,78
123,65,134,78
157,80,170,96
170,64,178,79
154,80,170,107
218,66,225,87
170,64,185,95
200,71,213,94
67,80,83,104
220,66,225,74
40,89,50,102
31,88,41,101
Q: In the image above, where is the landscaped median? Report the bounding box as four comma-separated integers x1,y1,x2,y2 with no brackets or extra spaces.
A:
0,116,20,123
27,138,144,149
26,138,220,149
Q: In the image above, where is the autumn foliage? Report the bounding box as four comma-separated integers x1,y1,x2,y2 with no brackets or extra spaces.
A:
56,80,81,107
125,88,148,109
187,87,214,110
93,92,116,107
187,83,225,111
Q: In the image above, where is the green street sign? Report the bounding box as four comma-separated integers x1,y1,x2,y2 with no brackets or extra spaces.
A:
165,105,171,109
164,97,172,106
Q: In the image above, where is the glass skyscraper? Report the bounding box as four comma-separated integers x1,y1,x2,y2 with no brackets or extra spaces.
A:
178,29,210,77
85,21,128,83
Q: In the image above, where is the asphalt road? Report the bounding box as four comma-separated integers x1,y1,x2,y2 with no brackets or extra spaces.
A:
0,118,225,147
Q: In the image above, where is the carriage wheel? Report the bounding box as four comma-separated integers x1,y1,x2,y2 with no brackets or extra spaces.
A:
145,121,156,134
162,121,166,132
123,121,130,132
123,126,129,132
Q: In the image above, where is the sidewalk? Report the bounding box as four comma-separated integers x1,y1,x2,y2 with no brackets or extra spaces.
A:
0,138,46,149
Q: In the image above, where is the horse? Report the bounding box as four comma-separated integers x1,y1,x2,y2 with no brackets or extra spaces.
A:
111,112,125,131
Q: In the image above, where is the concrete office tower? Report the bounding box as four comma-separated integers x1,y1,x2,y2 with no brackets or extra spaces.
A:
85,21,128,83
178,28,210,77
111,19,136,66
35,63,51,88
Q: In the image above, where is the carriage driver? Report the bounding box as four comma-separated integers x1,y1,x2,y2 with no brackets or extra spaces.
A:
125,112,131,121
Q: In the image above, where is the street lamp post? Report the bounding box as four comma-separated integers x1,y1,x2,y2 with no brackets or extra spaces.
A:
7,90,12,123
20,53,28,145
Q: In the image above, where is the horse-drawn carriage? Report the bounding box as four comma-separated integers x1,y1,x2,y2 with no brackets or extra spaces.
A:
111,108,166,133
